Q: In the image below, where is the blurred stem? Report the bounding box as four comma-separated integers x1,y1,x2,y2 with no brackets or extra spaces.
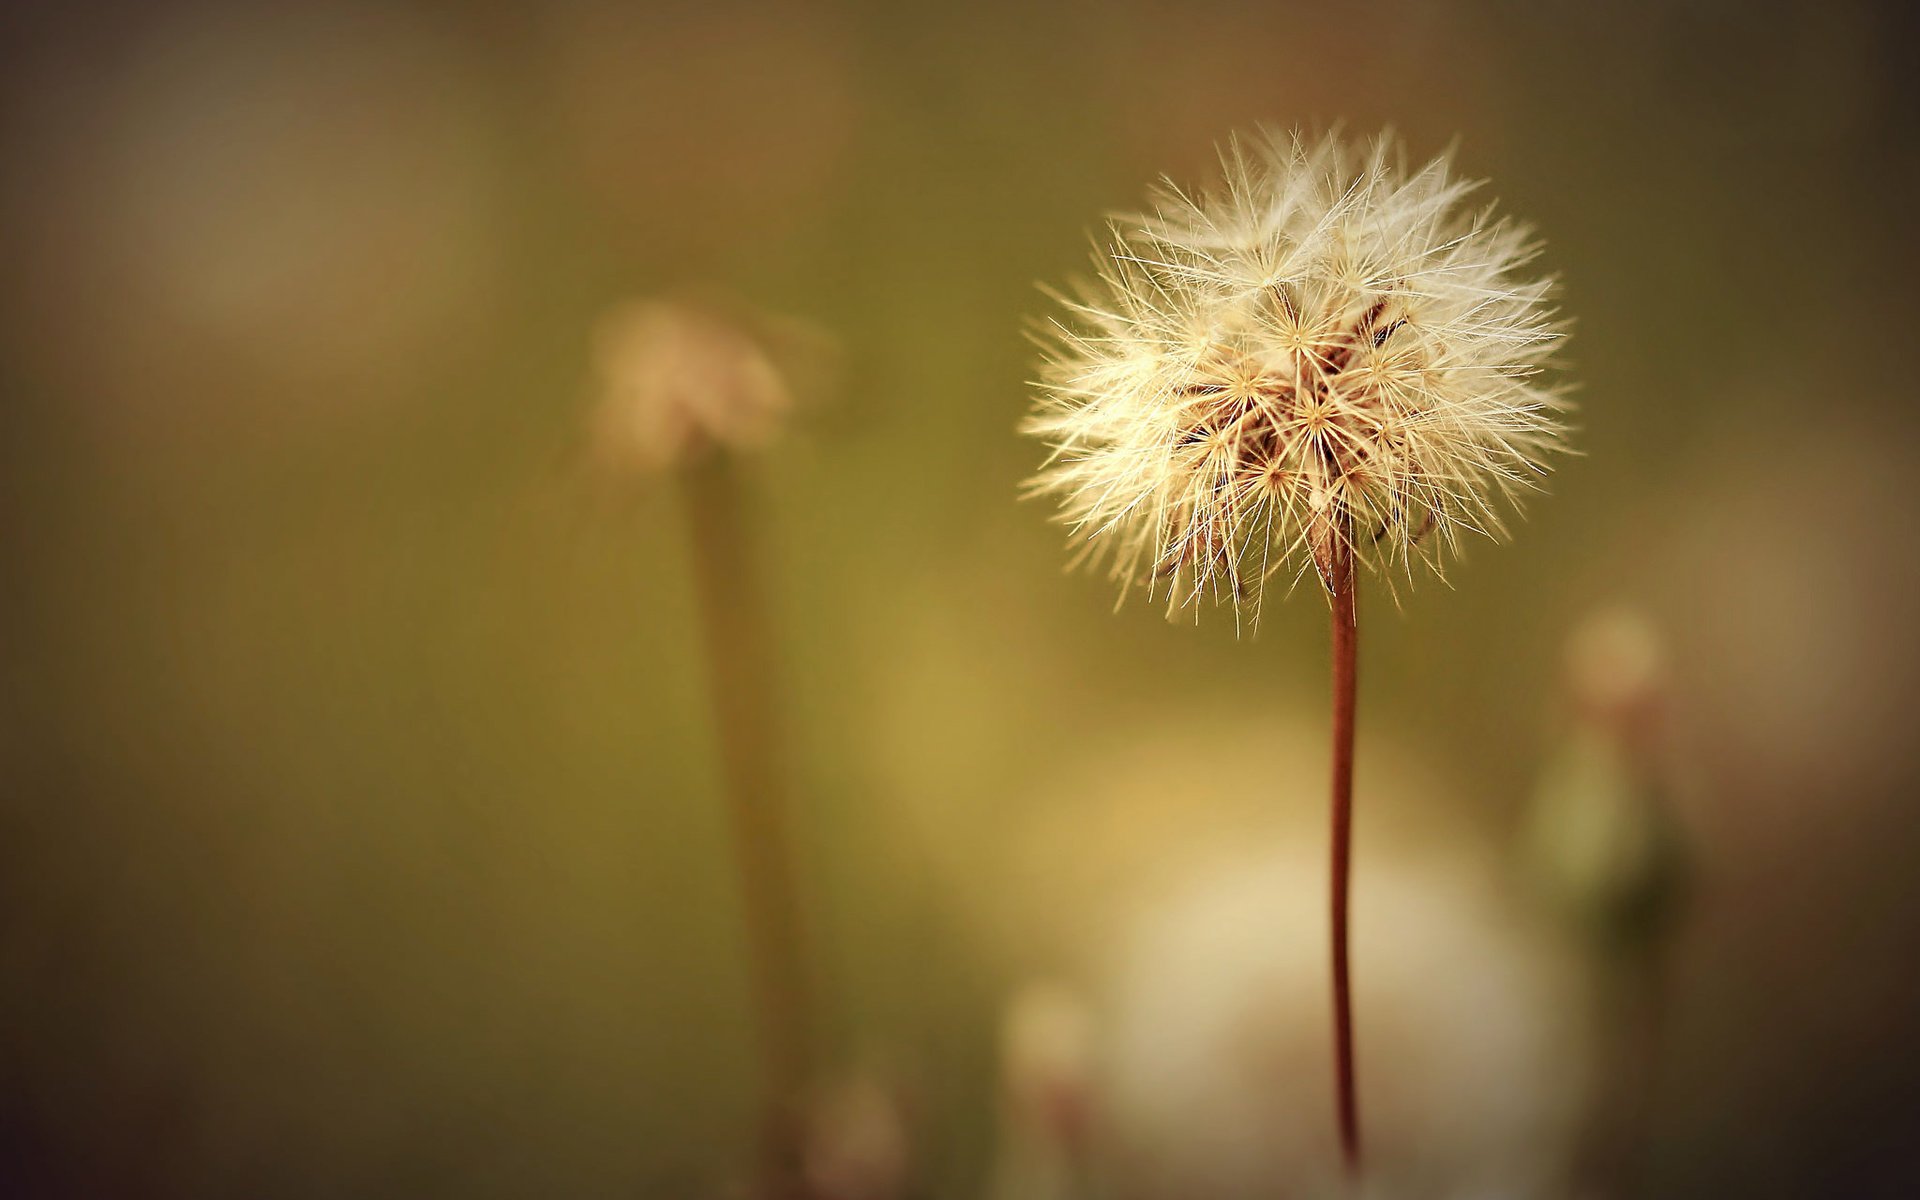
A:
680,456,813,1198
1578,936,1676,1194
1327,522,1363,1179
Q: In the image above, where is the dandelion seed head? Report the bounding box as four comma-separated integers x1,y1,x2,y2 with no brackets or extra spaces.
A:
1023,129,1570,619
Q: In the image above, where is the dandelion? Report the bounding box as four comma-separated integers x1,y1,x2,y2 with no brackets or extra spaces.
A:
589,292,825,1198
1023,129,1571,1177
1025,129,1566,614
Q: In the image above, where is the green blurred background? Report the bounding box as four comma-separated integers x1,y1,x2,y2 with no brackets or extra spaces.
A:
3,1,1918,1195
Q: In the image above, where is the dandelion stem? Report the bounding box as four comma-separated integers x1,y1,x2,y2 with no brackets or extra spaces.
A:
681,457,813,1199
1327,520,1363,1178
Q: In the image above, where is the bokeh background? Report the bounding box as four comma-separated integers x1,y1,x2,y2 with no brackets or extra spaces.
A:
3,0,1918,1196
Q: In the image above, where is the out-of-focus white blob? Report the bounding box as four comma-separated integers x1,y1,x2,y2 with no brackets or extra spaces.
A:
536,1,857,264
6,3,503,433
1101,850,1586,1199
987,982,1097,1200
802,1070,912,1200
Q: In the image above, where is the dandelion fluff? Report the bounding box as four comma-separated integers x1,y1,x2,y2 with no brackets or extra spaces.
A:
1024,129,1569,618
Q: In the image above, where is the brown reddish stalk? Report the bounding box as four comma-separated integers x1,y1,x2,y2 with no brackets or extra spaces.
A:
680,456,813,1198
1326,520,1363,1178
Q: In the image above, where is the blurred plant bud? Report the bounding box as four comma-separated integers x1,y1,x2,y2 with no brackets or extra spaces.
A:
586,294,835,476
801,1068,913,1200
1524,607,1689,953
989,981,1097,1200
1003,981,1096,1155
